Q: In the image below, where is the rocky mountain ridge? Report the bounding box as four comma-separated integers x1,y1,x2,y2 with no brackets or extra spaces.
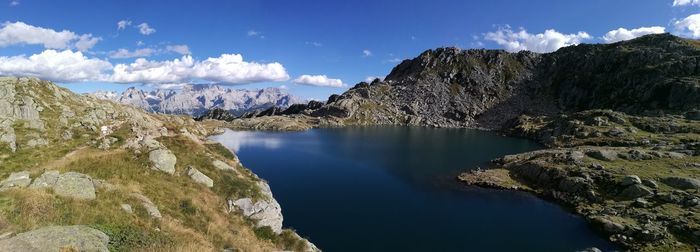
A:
247,33,699,129
92,84,304,117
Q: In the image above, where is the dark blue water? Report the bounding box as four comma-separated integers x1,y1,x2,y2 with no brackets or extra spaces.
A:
211,127,617,252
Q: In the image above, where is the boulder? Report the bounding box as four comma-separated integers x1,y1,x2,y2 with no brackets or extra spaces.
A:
661,176,700,190
130,193,162,219
619,184,654,200
148,149,176,175
586,150,618,161
559,177,590,193
53,172,96,200
186,166,213,188
0,171,31,191
212,160,236,172
120,204,133,214
29,170,59,189
642,179,658,189
620,175,642,186
229,181,283,234
0,225,109,252
590,216,626,234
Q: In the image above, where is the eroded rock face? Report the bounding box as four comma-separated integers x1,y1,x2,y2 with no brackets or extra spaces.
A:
0,225,109,252
186,166,213,188
148,149,177,175
229,181,283,234
53,172,96,200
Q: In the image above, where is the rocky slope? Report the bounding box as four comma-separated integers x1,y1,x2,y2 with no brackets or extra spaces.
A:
92,84,304,117
0,77,317,251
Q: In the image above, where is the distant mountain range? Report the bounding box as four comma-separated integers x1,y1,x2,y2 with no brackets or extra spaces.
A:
90,84,304,116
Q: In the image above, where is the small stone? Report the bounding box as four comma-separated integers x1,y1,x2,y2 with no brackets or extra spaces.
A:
212,160,236,172
633,198,650,208
130,193,161,219
29,170,59,189
121,204,133,214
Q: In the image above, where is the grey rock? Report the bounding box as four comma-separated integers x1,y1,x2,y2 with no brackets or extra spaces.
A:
0,171,31,191
619,184,654,200
130,193,162,219
0,225,109,252
591,216,626,233
642,179,658,189
212,160,236,172
229,181,283,234
29,170,59,189
587,149,618,161
148,149,177,175
559,177,589,193
120,204,133,214
661,176,700,190
578,247,602,252
53,172,96,200
620,175,642,186
186,166,213,188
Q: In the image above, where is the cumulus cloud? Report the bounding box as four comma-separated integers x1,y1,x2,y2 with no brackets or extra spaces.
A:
674,13,700,38
673,0,700,6
117,20,132,30
484,26,591,53
166,44,191,55
9,0,19,6
362,49,372,57
293,75,344,87
0,21,100,51
0,50,112,82
602,26,666,43
111,54,289,84
137,23,156,35
109,48,156,59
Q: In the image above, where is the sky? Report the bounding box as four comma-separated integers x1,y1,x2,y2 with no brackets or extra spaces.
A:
1,0,700,100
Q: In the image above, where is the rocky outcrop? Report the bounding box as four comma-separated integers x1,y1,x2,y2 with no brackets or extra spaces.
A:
148,149,177,175
0,225,109,252
187,166,213,188
662,176,700,190
229,181,283,234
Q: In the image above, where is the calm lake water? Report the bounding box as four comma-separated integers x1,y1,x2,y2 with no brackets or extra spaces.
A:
211,127,617,252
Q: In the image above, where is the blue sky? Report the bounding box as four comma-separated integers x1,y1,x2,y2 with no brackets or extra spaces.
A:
1,0,700,100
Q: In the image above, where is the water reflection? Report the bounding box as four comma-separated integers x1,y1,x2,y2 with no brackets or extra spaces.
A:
210,131,284,152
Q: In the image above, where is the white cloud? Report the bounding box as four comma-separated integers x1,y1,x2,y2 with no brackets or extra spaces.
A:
674,13,700,38
136,40,144,46
137,23,156,35
166,44,190,55
247,30,264,39
0,21,100,51
364,76,384,83
9,0,19,6
386,58,402,63
362,49,372,57
293,74,344,87
673,0,700,6
305,41,323,47
111,54,289,84
147,83,190,90
602,26,666,43
0,50,112,82
279,84,288,89
117,20,132,30
484,26,591,53
109,48,156,59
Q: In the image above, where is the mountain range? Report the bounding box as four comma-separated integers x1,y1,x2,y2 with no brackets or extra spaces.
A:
91,84,304,117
